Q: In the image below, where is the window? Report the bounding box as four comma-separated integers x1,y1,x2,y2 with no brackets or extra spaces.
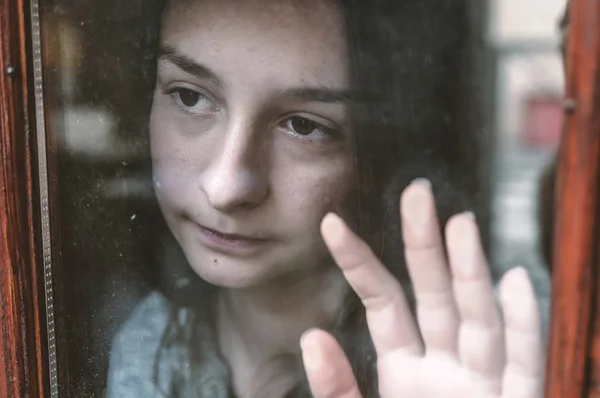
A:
5,1,599,397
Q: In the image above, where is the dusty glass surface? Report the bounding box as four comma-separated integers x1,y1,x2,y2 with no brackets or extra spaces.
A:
37,0,564,396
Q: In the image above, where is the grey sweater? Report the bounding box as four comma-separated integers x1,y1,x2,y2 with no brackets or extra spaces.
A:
106,292,230,398
106,288,550,398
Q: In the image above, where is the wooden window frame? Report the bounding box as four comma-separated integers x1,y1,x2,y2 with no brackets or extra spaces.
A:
545,1,600,397
0,0,47,397
1,0,599,396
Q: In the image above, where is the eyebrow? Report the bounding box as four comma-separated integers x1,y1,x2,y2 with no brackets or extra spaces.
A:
158,45,349,104
282,87,350,103
158,45,224,87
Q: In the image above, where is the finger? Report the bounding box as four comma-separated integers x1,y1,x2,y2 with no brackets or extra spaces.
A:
446,214,504,383
500,267,544,398
401,180,459,354
301,329,363,398
321,213,422,356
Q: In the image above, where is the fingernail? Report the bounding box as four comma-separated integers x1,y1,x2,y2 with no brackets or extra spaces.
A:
321,213,346,243
411,177,431,188
300,329,311,349
299,330,322,372
402,183,434,227
501,266,532,297
463,211,475,220
512,266,530,289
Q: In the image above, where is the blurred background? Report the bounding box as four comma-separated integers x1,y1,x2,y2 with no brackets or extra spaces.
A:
38,1,566,396
487,0,566,316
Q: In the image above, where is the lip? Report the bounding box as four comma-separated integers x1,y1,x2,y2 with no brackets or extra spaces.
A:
194,223,269,254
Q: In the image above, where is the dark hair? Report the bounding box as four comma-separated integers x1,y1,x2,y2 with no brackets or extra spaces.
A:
538,159,556,273
133,1,484,396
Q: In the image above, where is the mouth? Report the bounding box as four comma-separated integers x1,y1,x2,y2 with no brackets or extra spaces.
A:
194,223,270,253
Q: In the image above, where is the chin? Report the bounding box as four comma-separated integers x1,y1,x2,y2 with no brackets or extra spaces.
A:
184,250,279,289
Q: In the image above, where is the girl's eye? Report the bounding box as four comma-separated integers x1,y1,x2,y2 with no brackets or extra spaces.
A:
171,88,213,112
283,116,335,139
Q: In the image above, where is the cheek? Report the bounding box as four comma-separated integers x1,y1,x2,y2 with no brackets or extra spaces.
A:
149,114,196,207
149,106,216,197
149,95,217,165
282,161,353,224
150,104,177,168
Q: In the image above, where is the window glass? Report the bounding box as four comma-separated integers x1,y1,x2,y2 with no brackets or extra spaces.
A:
36,1,565,396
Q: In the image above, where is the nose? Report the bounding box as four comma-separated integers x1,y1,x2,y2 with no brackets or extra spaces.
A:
199,120,269,212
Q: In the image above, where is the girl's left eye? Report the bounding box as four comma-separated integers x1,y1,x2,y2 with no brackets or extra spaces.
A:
282,117,337,139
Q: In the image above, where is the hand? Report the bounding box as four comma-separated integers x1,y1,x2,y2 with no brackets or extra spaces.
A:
301,180,544,398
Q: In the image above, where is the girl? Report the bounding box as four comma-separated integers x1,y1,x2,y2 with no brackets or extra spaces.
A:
107,0,544,397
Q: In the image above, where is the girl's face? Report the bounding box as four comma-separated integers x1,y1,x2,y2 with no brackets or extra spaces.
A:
150,0,352,288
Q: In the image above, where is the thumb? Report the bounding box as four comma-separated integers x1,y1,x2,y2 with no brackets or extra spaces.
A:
301,329,363,398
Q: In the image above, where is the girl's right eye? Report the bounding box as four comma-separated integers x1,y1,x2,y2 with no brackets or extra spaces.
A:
170,88,215,113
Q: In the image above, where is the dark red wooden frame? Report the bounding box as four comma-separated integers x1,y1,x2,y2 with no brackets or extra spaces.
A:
0,0,47,397
544,0,600,397
2,0,600,396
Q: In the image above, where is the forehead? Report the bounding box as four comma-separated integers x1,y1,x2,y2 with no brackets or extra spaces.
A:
160,0,348,87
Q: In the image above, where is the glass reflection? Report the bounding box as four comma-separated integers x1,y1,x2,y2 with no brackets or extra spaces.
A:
37,0,564,396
